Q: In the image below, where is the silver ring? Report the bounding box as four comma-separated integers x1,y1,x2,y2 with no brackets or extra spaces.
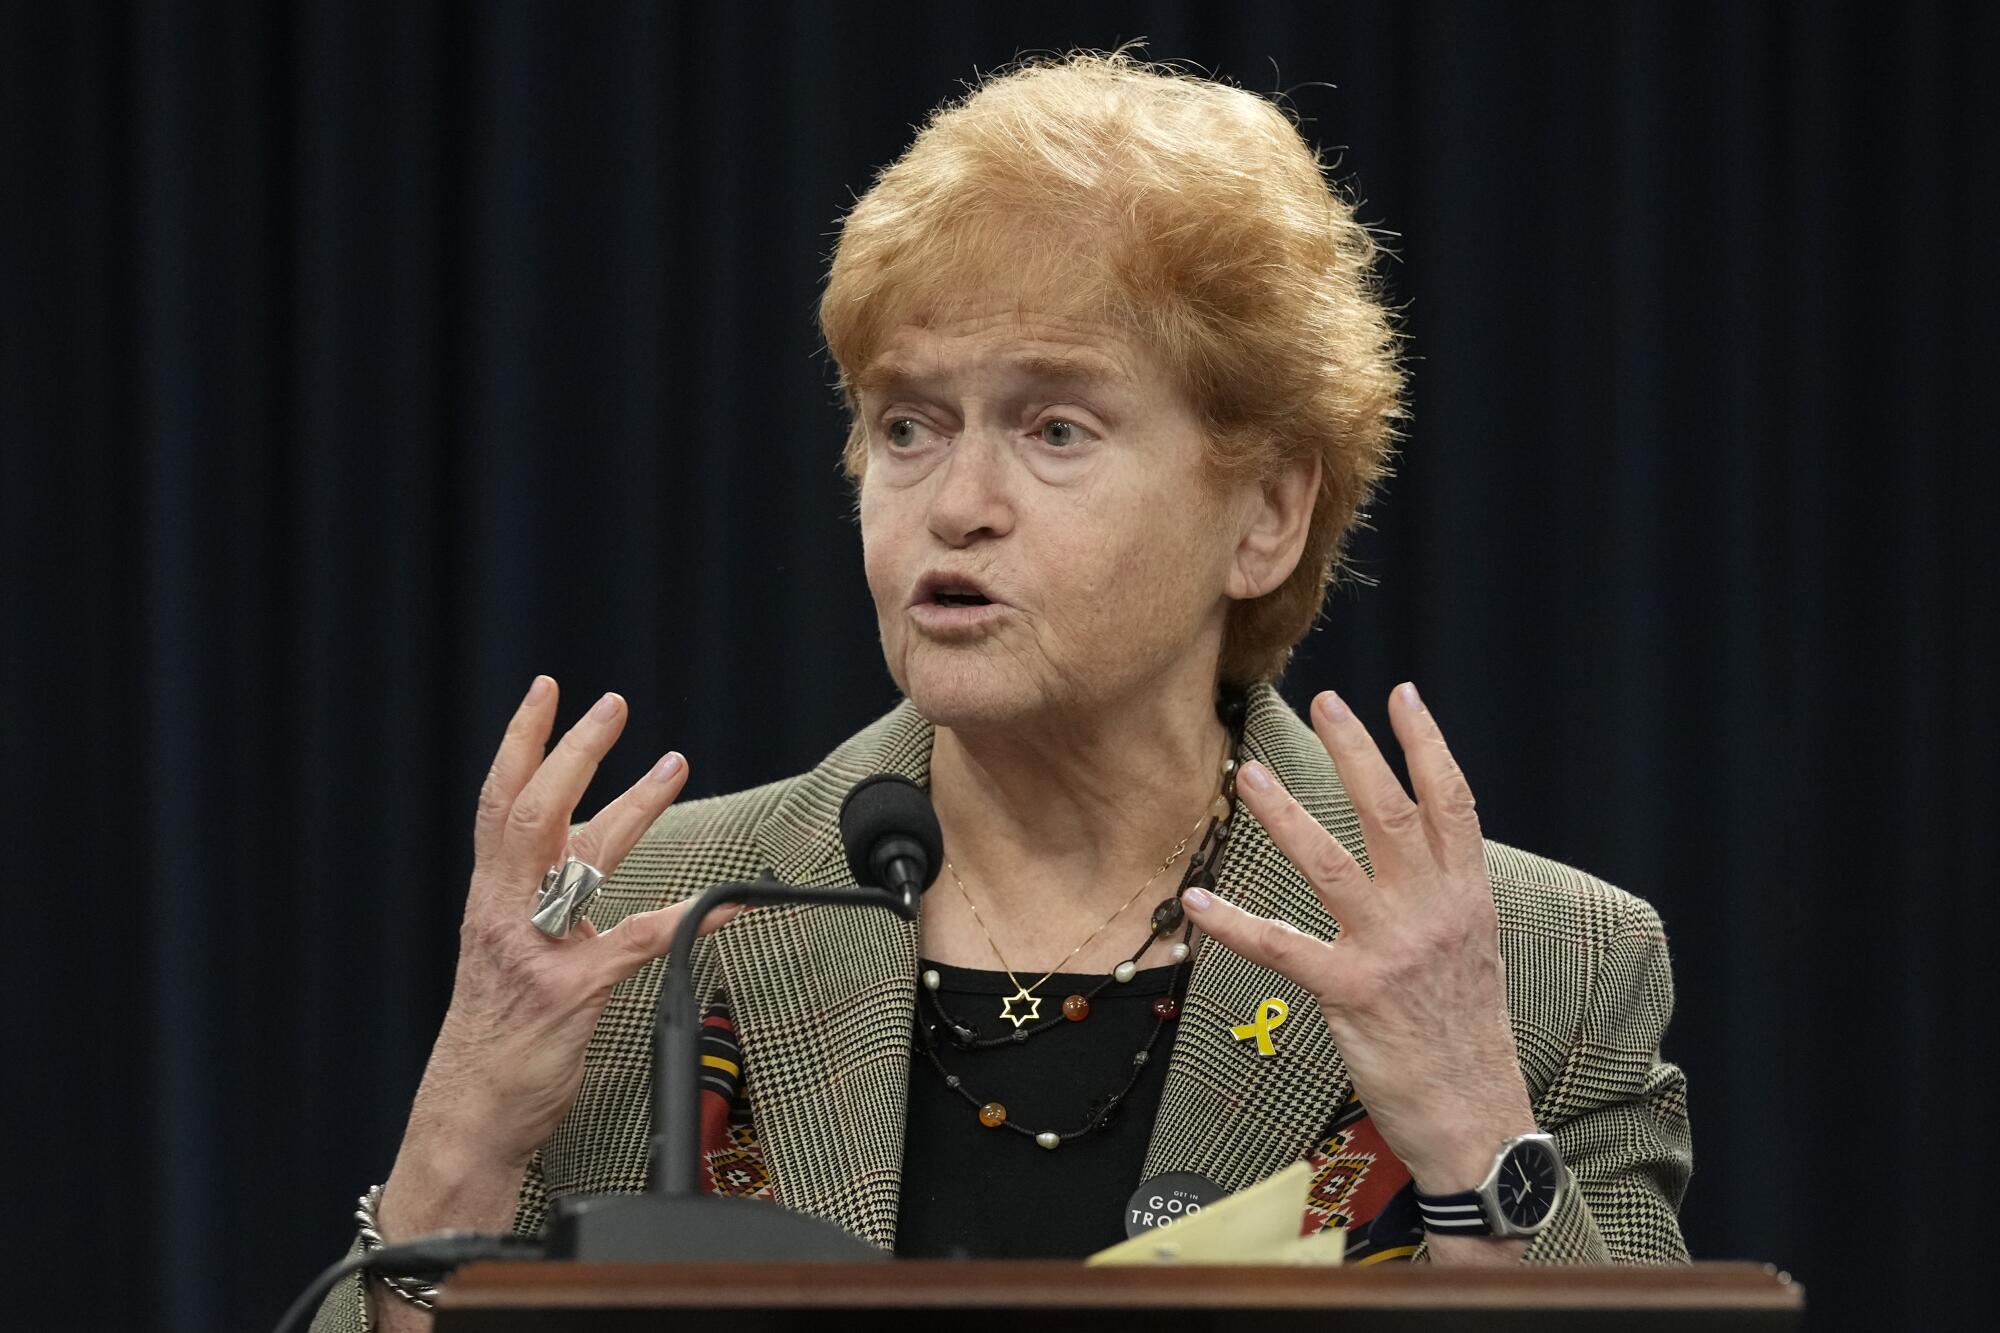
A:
530,856,606,939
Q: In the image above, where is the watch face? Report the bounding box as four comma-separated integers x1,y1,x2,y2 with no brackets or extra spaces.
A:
1496,1141,1561,1227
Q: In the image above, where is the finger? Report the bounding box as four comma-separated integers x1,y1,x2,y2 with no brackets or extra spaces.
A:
1308,689,1432,882
1233,759,1381,928
1180,886,1336,995
1384,681,1485,873
498,690,629,880
556,752,690,907
473,675,560,870
595,896,746,976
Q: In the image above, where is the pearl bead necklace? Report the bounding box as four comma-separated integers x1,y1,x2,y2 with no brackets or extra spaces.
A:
913,699,1247,1149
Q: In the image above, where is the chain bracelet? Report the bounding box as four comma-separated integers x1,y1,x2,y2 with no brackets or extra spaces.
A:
354,1184,439,1310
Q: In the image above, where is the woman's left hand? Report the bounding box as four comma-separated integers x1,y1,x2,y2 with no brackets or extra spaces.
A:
1182,682,1538,1198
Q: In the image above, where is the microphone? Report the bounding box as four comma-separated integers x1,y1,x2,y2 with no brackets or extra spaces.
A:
839,774,944,917
541,773,942,1263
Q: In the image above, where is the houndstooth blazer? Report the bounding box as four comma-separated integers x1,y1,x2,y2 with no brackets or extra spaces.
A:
314,683,1689,1330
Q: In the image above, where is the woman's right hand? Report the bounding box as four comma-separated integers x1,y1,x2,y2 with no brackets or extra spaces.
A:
379,676,739,1239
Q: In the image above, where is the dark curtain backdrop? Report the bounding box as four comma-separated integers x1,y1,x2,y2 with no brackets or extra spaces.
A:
4,2,1993,1329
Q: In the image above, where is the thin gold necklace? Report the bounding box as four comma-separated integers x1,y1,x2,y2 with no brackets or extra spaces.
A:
945,806,1210,1029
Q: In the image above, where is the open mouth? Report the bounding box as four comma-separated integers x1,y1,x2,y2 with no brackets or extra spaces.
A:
914,572,1002,611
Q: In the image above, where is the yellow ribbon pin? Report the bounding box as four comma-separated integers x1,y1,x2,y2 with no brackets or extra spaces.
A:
1230,997,1289,1056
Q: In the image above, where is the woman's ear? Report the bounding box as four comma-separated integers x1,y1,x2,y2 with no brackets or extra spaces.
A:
1226,453,1321,601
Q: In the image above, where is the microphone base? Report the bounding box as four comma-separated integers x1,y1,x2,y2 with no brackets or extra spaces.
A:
545,1191,890,1262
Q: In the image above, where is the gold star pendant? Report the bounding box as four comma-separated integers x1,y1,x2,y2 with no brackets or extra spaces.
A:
1000,986,1043,1028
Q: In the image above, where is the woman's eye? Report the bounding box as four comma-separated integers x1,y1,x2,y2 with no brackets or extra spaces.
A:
1038,418,1085,448
885,418,923,449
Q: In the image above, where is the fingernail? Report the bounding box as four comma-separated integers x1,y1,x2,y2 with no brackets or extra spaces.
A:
649,752,683,783
1239,761,1275,794
1399,682,1424,711
1319,691,1349,721
1183,886,1214,912
590,692,620,723
525,676,550,704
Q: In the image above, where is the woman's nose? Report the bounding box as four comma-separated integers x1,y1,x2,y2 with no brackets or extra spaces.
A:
925,430,1015,546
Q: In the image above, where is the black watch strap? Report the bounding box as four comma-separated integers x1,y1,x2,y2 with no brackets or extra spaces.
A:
1411,1132,1566,1238
1413,1187,1492,1235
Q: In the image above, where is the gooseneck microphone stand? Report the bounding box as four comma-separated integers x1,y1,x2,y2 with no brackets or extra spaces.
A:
545,872,914,1261
651,872,923,1198
546,772,941,1261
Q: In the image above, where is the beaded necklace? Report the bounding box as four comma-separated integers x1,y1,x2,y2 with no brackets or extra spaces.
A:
944,808,1206,1028
914,690,1249,1150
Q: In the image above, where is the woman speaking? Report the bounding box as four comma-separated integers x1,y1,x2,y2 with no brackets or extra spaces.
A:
317,50,1689,1331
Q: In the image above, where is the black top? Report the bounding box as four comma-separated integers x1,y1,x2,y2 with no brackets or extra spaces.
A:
895,956,1189,1259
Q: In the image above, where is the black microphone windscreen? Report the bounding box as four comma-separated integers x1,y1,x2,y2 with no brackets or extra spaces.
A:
838,774,944,892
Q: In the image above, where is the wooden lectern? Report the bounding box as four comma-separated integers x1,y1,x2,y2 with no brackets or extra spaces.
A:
432,1260,1802,1332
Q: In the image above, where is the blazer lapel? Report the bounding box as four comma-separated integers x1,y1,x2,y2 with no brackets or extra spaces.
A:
712,700,933,1249
1141,684,1371,1193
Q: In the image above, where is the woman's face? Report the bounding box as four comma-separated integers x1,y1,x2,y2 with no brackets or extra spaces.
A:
854,299,1254,731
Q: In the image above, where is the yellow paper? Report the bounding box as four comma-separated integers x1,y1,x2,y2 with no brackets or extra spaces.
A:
1086,1161,1346,1266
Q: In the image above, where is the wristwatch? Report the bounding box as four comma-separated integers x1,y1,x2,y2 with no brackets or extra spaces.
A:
1412,1132,1568,1238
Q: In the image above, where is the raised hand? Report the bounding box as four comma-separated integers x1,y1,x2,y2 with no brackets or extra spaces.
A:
377,677,738,1256
1182,683,1538,1200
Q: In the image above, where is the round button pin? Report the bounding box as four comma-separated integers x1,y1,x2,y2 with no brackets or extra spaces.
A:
1124,1171,1223,1237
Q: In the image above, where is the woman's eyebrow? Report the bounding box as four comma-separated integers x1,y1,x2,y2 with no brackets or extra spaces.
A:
1009,353,1129,388
852,352,1129,397
849,361,924,397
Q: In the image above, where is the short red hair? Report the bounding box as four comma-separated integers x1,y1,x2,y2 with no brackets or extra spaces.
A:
821,49,1405,685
